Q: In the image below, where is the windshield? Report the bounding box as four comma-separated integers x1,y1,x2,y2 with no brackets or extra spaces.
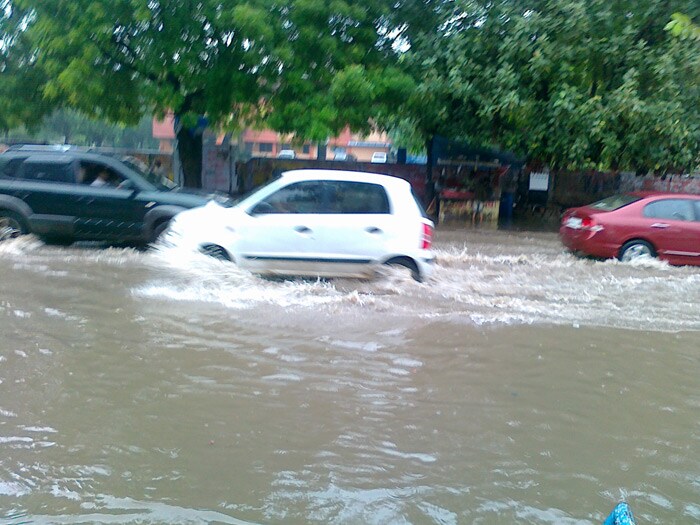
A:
120,157,177,190
589,194,641,211
235,173,284,206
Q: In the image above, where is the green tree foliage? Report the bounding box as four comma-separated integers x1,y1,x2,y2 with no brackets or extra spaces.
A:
0,1,56,131
405,0,700,172
4,109,158,149
2,0,413,186
666,12,700,41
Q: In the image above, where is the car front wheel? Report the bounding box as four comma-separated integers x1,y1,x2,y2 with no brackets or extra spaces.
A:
0,210,28,241
619,240,655,262
199,244,232,261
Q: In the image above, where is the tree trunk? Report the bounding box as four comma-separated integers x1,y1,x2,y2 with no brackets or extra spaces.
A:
176,125,203,188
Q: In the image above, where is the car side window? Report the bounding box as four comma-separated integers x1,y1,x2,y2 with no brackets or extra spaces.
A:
257,181,326,214
694,201,700,222
327,181,390,214
0,157,27,178
643,199,694,221
18,161,75,183
80,162,129,189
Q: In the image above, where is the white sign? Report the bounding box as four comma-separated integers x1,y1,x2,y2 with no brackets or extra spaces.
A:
529,172,549,191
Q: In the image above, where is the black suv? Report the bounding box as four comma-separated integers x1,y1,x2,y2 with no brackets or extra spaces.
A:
0,146,224,245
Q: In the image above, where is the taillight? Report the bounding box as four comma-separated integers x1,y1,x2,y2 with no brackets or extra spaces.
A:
421,223,433,250
582,217,604,233
564,214,604,232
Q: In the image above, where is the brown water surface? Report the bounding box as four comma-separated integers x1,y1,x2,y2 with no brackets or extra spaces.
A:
1,229,699,524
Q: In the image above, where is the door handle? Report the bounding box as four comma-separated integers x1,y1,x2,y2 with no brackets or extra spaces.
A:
294,225,312,234
651,223,669,229
365,227,383,234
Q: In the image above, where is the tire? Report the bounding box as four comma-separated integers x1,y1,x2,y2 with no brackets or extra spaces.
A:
619,240,655,262
384,257,422,282
151,220,171,243
41,235,73,246
199,244,232,261
0,210,29,241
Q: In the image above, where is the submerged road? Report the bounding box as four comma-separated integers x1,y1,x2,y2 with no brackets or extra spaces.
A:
1,228,699,524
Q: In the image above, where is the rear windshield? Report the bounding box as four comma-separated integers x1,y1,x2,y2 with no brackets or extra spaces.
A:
589,194,641,211
411,188,430,219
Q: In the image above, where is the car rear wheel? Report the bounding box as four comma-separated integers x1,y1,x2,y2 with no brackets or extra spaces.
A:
199,244,232,261
619,240,655,262
384,257,422,282
0,210,28,241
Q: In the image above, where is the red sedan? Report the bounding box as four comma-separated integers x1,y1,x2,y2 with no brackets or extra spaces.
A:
560,192,700,265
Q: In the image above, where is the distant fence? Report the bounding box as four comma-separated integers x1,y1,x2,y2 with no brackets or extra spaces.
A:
620,172,700,194
548,170,622,208
201,151,700,213
235,158,429,202
529,169,700,212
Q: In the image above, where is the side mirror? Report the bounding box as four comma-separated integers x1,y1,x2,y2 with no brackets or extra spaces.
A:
117,180,135,191
251,201,275,215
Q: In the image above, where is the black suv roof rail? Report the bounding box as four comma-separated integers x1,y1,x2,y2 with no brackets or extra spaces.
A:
5,144,75,152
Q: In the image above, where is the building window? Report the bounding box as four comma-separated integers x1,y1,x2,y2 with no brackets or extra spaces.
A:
302,145,310,154
258,143,273,153
244,142,254,154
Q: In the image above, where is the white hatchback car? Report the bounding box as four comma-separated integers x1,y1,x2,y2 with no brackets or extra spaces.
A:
167,170,435,281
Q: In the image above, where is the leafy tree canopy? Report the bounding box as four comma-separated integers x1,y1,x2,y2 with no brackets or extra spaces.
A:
404,0,700,173
4,109,158,149
666,12,700,41
2,0,418,185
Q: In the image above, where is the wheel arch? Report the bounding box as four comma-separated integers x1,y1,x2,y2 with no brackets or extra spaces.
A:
382,255,422,282
618,237,657,260
144,205,186,238
0,195,33,220
199,243,234,262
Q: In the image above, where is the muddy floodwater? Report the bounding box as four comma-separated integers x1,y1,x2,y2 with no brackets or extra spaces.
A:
1,227,699,524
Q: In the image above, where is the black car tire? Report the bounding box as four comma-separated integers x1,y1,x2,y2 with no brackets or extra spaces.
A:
199,244,232,261
619,240,655,262
0,210,29,241
384,256,422,282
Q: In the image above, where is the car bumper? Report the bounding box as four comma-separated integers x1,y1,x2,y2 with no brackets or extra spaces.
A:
559,227,619,259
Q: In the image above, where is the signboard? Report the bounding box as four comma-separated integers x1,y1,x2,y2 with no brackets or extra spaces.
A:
529,172,549,191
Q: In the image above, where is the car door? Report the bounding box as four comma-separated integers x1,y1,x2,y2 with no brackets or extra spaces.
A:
642,198,700,264
235,180,327,275
73,162,148,240
309,180,397,272
12,156,81,237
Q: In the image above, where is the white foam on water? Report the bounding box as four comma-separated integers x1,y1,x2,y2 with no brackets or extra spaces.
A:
0,481,30,497
21,426,58,433
24,494,258,524
4,228,700,332
0,235,44,255
135,239,700,332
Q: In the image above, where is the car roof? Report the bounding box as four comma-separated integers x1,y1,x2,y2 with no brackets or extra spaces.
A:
280,169,407,188
628,191,700,199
